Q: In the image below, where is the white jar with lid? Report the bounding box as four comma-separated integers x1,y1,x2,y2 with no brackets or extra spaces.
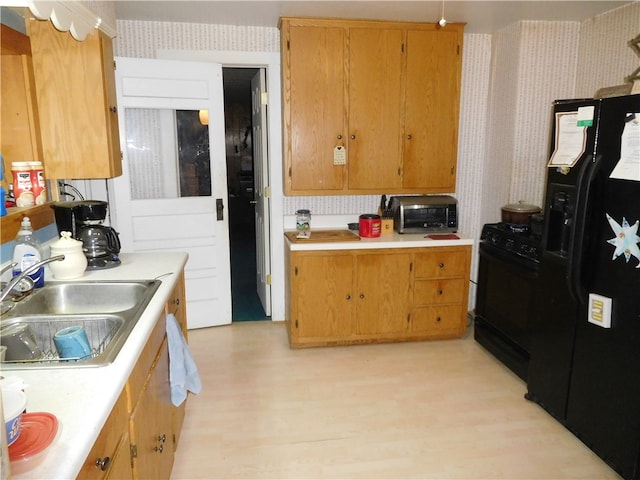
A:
49,232,87,279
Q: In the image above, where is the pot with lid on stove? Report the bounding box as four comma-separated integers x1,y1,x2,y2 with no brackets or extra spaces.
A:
501,201,541,230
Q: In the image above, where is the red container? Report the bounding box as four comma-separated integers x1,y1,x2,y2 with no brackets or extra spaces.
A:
359,214,381,238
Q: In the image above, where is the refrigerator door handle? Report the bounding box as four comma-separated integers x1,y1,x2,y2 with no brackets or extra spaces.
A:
568,153,603,303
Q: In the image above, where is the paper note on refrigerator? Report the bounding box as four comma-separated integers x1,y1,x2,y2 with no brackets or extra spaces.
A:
548,112,587,167
610,113,640,182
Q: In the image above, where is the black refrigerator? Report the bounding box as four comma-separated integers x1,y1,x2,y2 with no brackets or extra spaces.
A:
526,94,640,480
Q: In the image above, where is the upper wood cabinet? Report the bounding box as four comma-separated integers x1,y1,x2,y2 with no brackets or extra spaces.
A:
1,24,43,167
280,17,464,196
26,19,122,179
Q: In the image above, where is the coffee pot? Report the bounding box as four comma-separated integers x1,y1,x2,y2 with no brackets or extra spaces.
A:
51,200,121,269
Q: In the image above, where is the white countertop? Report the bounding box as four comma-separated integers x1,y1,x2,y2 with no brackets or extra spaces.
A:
3,252,188,479
286,230,474,251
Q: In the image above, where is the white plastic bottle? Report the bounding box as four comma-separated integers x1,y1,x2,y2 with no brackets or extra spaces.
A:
12,216,44,288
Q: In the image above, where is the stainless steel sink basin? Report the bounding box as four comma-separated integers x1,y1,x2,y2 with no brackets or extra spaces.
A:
0,280,161,369
6,280,160,315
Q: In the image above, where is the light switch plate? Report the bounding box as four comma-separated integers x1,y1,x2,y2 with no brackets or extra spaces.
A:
588,293,612,328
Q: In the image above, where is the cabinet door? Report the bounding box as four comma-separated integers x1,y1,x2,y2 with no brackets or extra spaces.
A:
292,253,354,340
130,341,174,480
354,252,412,335
27,19,121,179
1,25,43,166
165,273,187,449
348,27,403,190
403,27,463,191
78,389,130,480
284,23,346,193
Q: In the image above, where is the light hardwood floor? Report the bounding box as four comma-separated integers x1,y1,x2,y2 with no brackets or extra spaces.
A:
171,322,620,480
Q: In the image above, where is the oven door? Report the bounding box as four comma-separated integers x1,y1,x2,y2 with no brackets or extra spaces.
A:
475,244,538,353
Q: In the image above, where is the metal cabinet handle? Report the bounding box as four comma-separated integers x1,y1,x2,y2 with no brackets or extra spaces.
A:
351,134,356,140
154,444,164,453
439,262,445,268
109,106,117,113
407,134,412,140
337,134,343,140
96,457,111,471
359,293,365,299
346,294,351,300
436,317,442,322
438,290,444,295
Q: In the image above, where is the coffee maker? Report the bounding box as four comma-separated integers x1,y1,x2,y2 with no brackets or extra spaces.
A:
51,201,121,269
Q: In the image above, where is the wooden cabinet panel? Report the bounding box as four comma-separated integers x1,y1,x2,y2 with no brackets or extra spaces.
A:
292,253,354,340
165,272,187,449
413,278,466,305
354,252,411,335
410,305,465,337
414,249,468,278
130,340,174,480
27,19,121,179
285,24,346,192
78,389,130,480
348,27,403,190
403,28,462,191
1,25,42,165
126,314,166,412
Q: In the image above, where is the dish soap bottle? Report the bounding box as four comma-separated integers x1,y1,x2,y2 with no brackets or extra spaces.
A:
12,216,44,288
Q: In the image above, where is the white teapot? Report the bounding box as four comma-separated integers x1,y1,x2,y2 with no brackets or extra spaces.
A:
49,232,87,280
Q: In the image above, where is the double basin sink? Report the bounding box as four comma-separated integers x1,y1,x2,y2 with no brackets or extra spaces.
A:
0,280,161,369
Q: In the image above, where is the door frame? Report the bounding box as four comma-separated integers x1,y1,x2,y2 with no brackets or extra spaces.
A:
158,49,284,322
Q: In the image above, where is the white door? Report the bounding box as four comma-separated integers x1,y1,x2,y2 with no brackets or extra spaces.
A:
251,69,271,316
111,57,231,329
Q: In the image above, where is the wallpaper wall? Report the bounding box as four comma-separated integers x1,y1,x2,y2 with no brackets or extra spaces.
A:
105,2,639,311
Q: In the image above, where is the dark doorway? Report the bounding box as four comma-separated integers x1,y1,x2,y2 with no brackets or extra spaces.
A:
223,67,268,322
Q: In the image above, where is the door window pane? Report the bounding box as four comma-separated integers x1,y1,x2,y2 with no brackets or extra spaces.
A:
124,108,211,199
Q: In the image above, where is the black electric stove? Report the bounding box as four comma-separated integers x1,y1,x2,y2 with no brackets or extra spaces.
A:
474,223,542,381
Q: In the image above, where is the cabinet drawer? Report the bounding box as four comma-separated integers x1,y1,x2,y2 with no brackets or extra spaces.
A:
413,278,466,305
126,314,166,412
411,305,465,335
414,249,468,278
78,388,128,480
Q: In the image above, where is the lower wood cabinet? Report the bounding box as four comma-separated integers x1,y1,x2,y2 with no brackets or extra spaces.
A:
129,338,174,479
77,389,131,480
286,245,471,347
81,272,188,479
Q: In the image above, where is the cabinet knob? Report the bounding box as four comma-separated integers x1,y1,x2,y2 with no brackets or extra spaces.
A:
359,293,365,299
109,106,117,113
337,134,343,140
154,444,164,453
172,298,180,306
346,294,351,300
158,434,167,443
407,134,412,140
351,134,356,140
436,316,442,322
95,457,111,471
438,290,443,295
439,262,445,268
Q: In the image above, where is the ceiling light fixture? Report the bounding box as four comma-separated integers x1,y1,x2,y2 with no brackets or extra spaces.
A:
439,0,447,27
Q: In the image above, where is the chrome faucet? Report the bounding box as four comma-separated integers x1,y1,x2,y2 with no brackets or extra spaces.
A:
0,255,65,304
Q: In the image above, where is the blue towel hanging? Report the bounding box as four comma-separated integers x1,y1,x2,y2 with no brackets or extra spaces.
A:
166,313,202,406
